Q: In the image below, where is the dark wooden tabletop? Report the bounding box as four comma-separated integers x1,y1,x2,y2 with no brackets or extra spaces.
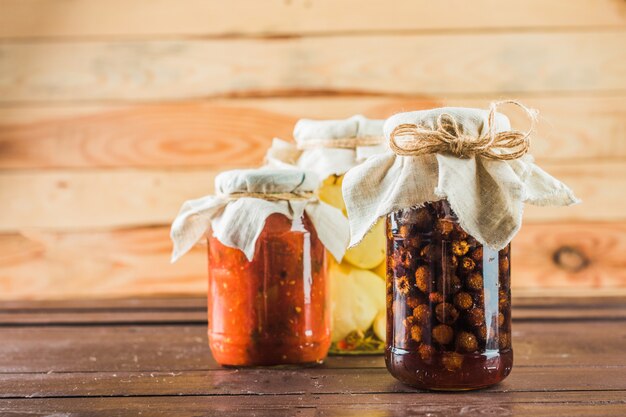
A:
1,296,625,416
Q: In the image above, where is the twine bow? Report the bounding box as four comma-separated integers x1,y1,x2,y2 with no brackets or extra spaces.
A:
389,100,537,160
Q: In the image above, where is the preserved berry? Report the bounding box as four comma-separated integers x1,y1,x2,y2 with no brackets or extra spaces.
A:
386,200,512,390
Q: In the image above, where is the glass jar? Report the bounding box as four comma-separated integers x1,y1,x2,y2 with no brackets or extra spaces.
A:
385,200,512,390
320,174,386,355
207,212,330,366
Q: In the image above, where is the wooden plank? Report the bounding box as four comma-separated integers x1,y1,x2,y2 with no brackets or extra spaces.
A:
1,366,625,398
1,222,625,301
513,287,626,298
1,95,624,169
0,228,207,300
0,101,291,169
0,321,624,373
3,295,626,312
0,170,221,231
0,325,214,373
0,161,620,233
513,222,626,290
4,301,624,415
1,304,626,325
3,306,626,325
0,311,207,325
1,296,625,311
514,296,626,307
2,0,625,39
1,296,625,324
521,162,624,223
1,32,624,102
1,393,625,417
0,297,207,311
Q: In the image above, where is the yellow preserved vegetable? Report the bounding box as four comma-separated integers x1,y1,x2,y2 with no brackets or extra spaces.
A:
318,175,346,213
329,262,383,340
322,175,386,354
344,220,386,269
372,259,386,280
373,311,386,342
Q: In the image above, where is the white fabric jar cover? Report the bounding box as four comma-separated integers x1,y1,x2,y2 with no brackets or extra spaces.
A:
266,115,386,180
342,102,581,251
170,168,349,262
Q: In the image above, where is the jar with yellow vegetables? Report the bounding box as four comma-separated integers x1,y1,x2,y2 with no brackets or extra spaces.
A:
266,115,388,354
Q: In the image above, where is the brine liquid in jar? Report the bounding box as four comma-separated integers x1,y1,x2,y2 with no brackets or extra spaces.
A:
208,213,330,366
385,200,512,390
320,174,387,354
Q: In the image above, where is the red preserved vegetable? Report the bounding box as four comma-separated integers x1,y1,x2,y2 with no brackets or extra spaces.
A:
208,213,330,366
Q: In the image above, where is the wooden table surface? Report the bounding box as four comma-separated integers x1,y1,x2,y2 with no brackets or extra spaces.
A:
1,297,625,416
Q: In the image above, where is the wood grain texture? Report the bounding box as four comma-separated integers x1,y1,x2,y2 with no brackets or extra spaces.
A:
0,169,220,231
0,161,618,232
2,299,626,324
1,223,624,300
0,297,206,311
514,223,626,290
0,320,624,372
0,228,207,300
1,1,624,301
1,32,624,102
1,394,625,417
0,297,207,311
1,95,624,169
1,298,624,415
2,367,625,398
0,310,208,325
2,296,625,312
0,101,294,169
521,161,624,222
2,0,625,39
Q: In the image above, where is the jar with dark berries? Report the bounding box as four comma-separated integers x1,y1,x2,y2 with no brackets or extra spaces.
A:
386,200,512,390
342,103,579,389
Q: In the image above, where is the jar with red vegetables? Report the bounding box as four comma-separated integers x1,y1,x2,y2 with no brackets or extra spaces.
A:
342,102,579,389
170,169,349,366
207,212,329,366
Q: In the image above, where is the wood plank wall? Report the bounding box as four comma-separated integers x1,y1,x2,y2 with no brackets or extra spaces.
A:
0,0,625,300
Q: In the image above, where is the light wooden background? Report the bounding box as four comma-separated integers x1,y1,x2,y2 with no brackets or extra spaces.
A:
0,0,625,300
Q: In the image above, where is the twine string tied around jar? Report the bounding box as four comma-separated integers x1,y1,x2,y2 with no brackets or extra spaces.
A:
296,136,385,150
219,191,316,202
389,100,538,160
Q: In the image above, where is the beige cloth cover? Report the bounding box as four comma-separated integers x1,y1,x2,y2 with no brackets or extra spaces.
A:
342,107,580,250
266,115,386,180
170,169,349,262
